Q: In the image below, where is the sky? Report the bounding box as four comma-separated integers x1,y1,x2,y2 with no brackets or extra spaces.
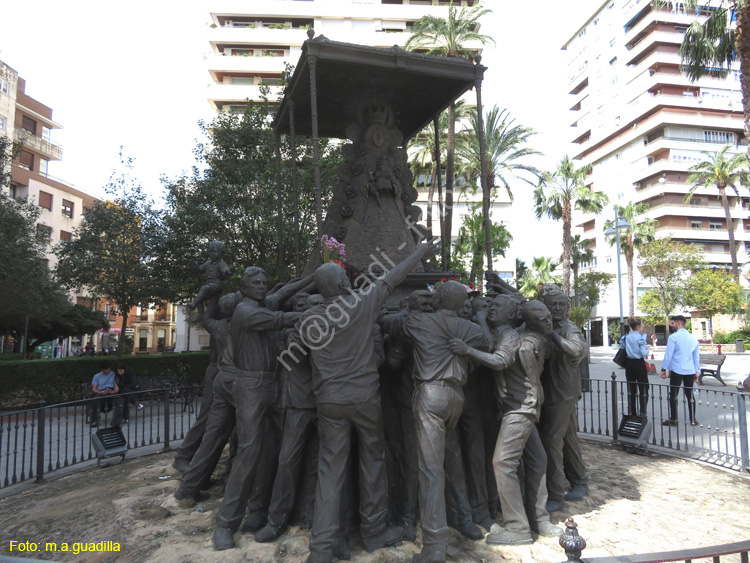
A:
0,0,605,264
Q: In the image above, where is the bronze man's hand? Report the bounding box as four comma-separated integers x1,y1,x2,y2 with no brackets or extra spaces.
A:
449,338,471,355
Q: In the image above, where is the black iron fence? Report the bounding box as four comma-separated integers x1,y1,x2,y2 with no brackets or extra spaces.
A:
2,376,748,492
577,374,750,472
0,386,202,491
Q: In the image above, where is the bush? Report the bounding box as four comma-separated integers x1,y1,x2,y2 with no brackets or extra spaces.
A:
712,332,728,344
0,352,210,409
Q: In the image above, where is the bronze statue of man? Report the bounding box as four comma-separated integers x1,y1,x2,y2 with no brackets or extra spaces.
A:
539,287,588,512
451,297,563,545
384,280,487,563
298,240,436,563
211,267,307,550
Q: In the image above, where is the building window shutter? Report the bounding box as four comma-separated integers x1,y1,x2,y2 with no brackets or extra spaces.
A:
19,150,34,170
39,191,53,210
21,115,37,134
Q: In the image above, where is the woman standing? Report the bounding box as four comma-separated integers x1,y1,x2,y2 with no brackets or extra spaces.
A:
619,317,649,416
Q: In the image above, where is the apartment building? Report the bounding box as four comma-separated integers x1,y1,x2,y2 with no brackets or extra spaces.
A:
0,61,99,271
563,0,749,344
1,61,178,356
206,0,478,111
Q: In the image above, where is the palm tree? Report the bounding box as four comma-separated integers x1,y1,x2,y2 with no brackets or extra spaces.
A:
673,0,750,151
456,106,541,202
405,2,494,270
408,102,471,257
604,202,656,316
686,144,749,280
518,256,561,299
567,234,595,307
534,156,608,297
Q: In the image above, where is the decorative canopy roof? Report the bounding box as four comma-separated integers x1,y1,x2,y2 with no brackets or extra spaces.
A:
273,33,486,141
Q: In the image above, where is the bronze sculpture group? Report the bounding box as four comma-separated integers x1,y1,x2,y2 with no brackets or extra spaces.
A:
172,241,589,563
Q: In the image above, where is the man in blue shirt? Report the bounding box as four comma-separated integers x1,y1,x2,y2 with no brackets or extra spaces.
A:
660,315,701,426
90,361,119,428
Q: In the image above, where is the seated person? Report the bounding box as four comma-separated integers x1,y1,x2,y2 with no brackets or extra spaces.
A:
115,364,143,423
90,361,119,428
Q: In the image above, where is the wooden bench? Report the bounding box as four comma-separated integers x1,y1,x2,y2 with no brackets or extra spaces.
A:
699,353,727,386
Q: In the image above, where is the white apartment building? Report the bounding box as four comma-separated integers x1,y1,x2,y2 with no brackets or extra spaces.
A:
206,0,478,111
563,0,749,345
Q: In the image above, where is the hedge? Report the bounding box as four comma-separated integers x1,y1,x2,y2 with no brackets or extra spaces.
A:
0,352,210,409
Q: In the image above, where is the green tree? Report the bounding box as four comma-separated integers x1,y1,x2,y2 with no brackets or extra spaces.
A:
519,256,561,299
55,156,166,356
571,271,614,340
637,289,667,328
405,2,494,270
159,100,340,298
456,106,541,202
684,267,744,336
566,234,595,307
0,136,19,191
514,258,527,289
408,102,470,253
638,237,706,329
26,301,108,352
534,156,608,296
0,190,55,348
453,201,512,286
604,202,656,316
686,144,749,280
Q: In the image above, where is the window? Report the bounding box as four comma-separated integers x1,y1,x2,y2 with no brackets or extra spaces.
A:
139,330,148,352
19,150,34,170
0,78,9,94
38,191,53,210
230,77,254,85
709,221,723,230
104,303,110,316
39,158,49,176
691,221,703,230
62,199,74,218
0,115,6,131
157,329,166,352
689,197,703,206
609,56,617,66
36,224,52,243
42,126,52,141
21,115,37,135
615,152,623,160
59,230,72,242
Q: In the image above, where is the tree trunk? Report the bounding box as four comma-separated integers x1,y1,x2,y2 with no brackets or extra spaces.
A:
626,243,635,317
443,102,456,271
561,199,572,296
736,4,750,195
426,164,436,235
572,263,579,307
719,186,739,280
117,312,128,357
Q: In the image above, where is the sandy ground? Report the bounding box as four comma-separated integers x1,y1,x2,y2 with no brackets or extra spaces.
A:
1,440,749,563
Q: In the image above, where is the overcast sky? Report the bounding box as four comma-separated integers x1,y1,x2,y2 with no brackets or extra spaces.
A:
0,0,604,264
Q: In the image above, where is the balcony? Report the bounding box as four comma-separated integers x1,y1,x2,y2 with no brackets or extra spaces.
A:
207,53,296,75
209,26,307,47
207,83,283,106
574,106,744,162
13,127,62,161
625,9,708,45
625,30,684,66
